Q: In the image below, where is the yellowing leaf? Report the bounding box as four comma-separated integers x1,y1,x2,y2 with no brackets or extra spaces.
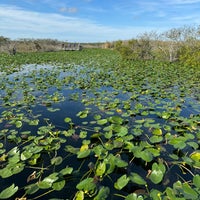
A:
80,144,89,152
74,191,84,200
96,162,106,176
0,154,7,162
152,128,162,136
190,151,200,161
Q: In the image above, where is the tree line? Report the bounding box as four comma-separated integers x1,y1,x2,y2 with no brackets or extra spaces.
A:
0,37,65,53
105,25,200,66
1,24,200,66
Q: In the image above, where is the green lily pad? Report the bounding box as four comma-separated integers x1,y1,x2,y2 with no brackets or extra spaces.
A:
51,156,63,166
130,172,147,185
149,162,166,184
38,173,59,189
125,193,144,200
109,116,123,124
60,167,73,175
94,186,110,200
52,180,66,191
25,183,39,195
114,174,130,190
193,174,200,188
0,184,18,199
77,149,91,159
182,182,198,199
97,118,108,125
15,120,23,128
190,151,200,168
74,191,84,200
96,161,106,177
76,178,96,192
152,128,162,136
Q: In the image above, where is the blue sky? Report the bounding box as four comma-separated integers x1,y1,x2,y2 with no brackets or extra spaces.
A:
0,0,200,42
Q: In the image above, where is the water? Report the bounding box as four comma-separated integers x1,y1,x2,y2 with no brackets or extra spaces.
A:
0,64,200,199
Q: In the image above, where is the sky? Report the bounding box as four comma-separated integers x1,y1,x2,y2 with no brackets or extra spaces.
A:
0,0,200,42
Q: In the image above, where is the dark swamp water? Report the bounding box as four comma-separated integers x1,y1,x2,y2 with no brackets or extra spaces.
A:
0,64,200,199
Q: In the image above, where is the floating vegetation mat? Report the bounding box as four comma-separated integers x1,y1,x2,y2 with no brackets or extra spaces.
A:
0,49,200,199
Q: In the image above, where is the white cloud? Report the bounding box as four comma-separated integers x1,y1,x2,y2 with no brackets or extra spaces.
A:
0,4,160,42
60,6,78,13
170,14,200,24
165,0,200,4
1,2,197,42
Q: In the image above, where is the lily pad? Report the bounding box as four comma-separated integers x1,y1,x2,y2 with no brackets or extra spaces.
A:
114,175,130,190
0,184,18,199
149,162,166,184
190,151,200,168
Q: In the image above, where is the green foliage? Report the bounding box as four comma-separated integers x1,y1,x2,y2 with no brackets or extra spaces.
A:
0,49,200,200
114,175,130,190
0,184,18,199
179,43,200,67
114,39,152,60
149,162,166,184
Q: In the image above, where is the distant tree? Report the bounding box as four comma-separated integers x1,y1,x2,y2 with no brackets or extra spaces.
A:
114,40,123,51
0,36,11,52
0,36,10,44
157,28,182,62
34,42,42,51
114,37,153,60
137,32,155,60
178,25,200,66
114,40,137,60
103,41,114,49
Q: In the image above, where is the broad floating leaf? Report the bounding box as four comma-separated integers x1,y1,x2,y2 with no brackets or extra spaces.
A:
95,161,106,177
74,191,84,200
77,110,89,118
114,175,130,190
149,135,163,144
80,144,88,152
77,145,91,158
38,173,58,189
182,182,198,199
21,151,33,160
60,167,73,175
15,120,22,128
152,128,162,136
51,156,63,166
169,137,186,149
94,186,110,200
25,183,39,195
140,150,153,162
0,184,18,199
52,180,65,191
149,162,166,184
130,173,147,185
125,193,144,200
190,151,200,168
64,117,72,123
76,178,96,192
193,175,200,188
150,189,162,200
115,126,128,137
97,118,108,125
109,116,123,124
161,112,171,119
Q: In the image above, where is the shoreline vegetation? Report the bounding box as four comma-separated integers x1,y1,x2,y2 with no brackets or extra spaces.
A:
1,25,200,66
